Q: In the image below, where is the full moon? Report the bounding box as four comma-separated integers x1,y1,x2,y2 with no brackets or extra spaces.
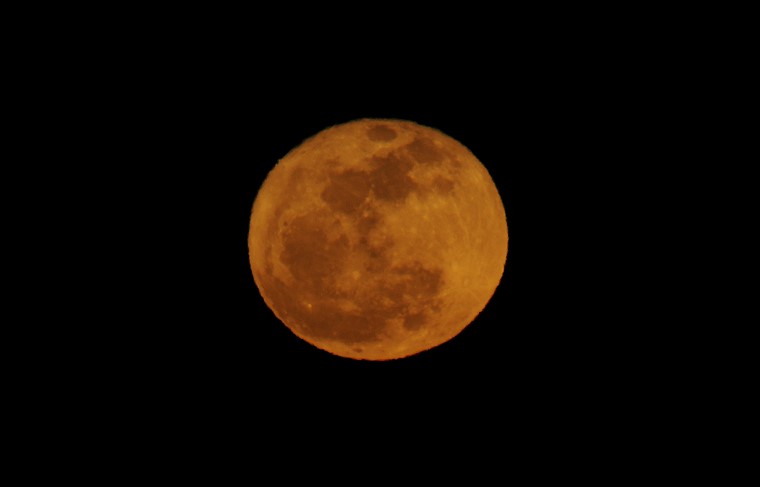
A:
248,119,508,360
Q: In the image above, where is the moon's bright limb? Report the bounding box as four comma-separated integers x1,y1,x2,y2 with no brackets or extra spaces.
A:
249,119,508,360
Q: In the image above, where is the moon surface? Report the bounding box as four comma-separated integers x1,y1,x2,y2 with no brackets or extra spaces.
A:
248,119,508,360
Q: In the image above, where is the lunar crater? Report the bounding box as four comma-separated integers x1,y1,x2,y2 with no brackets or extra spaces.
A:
366,124,397,142
405,136,445,164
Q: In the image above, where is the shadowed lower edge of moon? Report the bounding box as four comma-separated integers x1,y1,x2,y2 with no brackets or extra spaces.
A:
251,120,506,359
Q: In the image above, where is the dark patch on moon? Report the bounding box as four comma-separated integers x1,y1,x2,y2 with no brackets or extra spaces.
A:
433,176,455,193
281,213,349,287
406,137,444,164
368,152,417,202
271,210,393,344
261,270,387,343
403,311,427,331
356,208,381,235
321,169,371,214
373,261,444,331
366,124,397,142
357,235,392,273
305,300,385,343
266,208,446,345
382,261,444,301
259,143,453,348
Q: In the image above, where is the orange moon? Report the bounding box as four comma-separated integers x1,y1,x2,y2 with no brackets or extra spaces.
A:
248,119,508,360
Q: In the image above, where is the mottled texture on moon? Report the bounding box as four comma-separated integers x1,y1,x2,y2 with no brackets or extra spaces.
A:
248,119,508,360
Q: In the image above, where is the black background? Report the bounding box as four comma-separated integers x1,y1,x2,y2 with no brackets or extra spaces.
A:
16,6,718,476
41,13,672,458
119,64,630,418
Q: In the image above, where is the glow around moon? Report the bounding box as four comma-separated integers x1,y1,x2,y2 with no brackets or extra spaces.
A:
248,119,508,360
